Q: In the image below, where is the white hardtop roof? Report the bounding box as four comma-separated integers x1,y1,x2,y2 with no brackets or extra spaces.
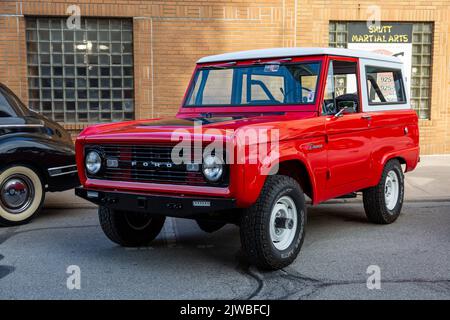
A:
197,47,402,64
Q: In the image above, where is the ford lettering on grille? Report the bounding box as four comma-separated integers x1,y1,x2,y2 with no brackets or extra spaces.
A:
131,160,173,169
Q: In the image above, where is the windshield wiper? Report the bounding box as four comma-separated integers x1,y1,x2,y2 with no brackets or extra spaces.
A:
253,57,292,65
203,61,237,69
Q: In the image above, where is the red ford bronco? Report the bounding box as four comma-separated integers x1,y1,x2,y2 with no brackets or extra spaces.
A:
75,48,419,270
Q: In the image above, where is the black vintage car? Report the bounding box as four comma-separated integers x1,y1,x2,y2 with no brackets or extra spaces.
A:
0,83,79,226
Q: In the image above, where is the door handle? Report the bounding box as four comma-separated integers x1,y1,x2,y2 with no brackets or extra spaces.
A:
361,114,372,121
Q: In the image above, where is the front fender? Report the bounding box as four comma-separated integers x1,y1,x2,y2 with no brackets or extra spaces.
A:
0,134,76,180
236,146,319,207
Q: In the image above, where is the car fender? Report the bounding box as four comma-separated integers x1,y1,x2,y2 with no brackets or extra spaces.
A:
0,134,75,180
237,148,318,207
371,147,420,187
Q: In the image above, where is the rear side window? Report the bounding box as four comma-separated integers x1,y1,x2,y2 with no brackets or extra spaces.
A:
0,89,17,118
365,66,406,104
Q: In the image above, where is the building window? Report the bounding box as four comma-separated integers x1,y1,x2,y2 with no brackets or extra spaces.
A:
26,17,134,123
329,22,348,48
329,21,433,119
411,23,433,119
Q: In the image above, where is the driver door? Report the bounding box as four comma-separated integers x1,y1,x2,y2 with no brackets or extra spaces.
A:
323,57,372,198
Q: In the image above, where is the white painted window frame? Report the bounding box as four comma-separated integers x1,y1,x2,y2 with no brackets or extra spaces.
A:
359,58,410,112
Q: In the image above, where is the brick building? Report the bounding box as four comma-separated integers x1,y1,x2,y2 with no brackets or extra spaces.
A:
0,0,449,154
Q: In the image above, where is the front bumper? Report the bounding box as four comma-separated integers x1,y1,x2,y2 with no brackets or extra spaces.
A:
75,187,236,218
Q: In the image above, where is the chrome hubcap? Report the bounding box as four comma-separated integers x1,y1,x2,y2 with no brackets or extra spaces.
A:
269,196,298,251
0,175,34,214
385,171,399,211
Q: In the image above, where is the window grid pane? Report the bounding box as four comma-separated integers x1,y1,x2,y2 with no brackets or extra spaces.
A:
329,21,433,119
26,17,134,123
411,22,433,120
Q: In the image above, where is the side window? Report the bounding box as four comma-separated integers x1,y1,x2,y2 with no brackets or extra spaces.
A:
0,90,17,118
322,60,359,115
366,66,406,104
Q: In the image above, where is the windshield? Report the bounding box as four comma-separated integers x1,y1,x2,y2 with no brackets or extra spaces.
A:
184,62,321,107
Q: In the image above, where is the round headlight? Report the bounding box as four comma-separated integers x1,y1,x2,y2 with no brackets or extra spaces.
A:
85,151,102,175
202,155,224,182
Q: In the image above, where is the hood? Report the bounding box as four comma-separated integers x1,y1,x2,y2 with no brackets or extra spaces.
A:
78,112,317,143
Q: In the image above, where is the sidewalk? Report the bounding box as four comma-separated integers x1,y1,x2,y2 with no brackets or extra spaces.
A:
403,154,450,202
43,155,450,209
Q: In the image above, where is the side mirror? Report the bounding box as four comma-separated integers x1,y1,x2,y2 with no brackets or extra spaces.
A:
333,106,348,118
334,101,357,118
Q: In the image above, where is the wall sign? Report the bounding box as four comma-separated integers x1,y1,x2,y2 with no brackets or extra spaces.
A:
347,22,413,94
348,22,412,44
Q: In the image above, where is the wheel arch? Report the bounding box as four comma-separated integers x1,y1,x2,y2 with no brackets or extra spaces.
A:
371,153,407,187
0,161,47,187
0,135,75,188
273,158,316,203
381,154,407,172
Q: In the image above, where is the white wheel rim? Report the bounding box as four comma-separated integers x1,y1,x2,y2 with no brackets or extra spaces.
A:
385,170,399,211
269,195,298,251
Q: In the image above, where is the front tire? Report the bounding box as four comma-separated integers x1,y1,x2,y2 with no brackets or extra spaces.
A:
0,165,45,227
240,175,306,270
98,206,166,246
363,159,404,224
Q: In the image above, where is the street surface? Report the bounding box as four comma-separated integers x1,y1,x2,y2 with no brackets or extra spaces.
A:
1,201,449,299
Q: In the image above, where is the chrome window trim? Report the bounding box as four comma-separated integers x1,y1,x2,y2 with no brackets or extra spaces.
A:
0,124,45,128
48,164,78,177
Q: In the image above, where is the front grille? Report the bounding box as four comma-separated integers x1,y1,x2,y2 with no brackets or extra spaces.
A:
86,144,227,187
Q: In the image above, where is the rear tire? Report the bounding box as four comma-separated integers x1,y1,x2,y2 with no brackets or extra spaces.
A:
363,159,404,224
98,206,166,246
0,165,45,227
240,175,306,270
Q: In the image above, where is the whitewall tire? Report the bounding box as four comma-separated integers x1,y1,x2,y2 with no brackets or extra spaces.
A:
0,166,45,226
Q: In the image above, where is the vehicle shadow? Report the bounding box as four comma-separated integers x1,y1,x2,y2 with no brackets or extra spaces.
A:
307,202,369,224
88,204,372,269
9,203,375,271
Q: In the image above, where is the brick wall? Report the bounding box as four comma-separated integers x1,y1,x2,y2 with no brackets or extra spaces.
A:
294,0,450,154
0,14,28,103
0,0,449,154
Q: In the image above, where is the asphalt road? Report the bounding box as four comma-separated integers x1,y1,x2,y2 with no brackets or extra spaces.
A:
0,201,449,299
